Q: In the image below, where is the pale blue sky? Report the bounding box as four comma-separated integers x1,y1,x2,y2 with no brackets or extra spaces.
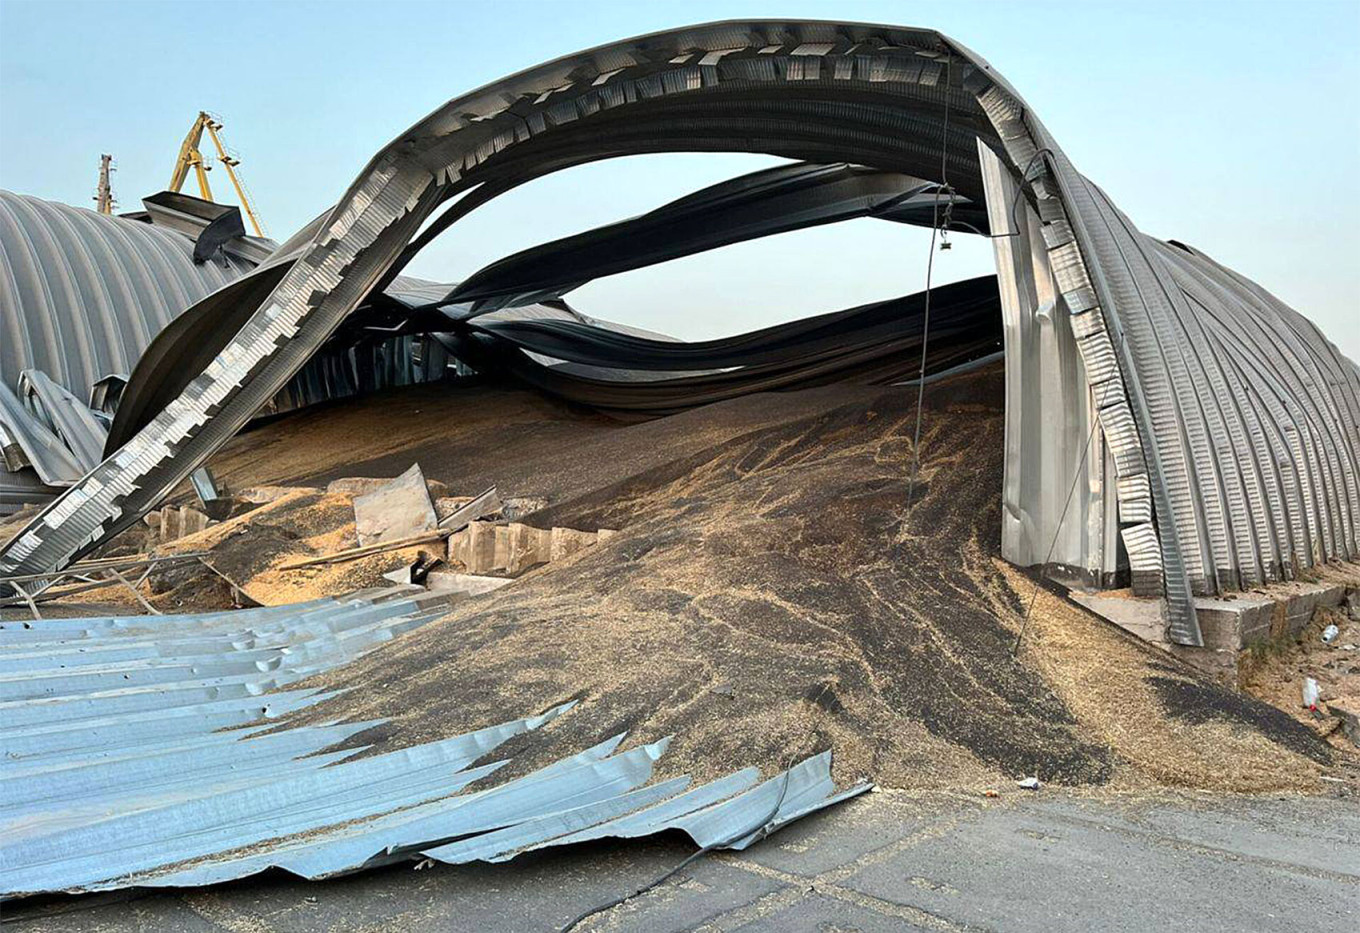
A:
1,0,1356,356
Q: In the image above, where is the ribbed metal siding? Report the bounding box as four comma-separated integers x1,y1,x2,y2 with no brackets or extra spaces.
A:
1,23,1355,647
0,190,254,403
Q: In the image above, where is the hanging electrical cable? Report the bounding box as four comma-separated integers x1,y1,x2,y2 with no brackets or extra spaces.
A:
904,51,954,510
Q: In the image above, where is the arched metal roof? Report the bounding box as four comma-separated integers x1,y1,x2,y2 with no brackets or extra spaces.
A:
0,190,256,402
2,20,1356,646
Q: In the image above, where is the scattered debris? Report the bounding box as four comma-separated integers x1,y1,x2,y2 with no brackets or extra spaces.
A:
278,529,450,571
437,485,502,531
1322,623,1339,644
149,503,213,543
352,464,439,547
446,521,617,576
189,465,232,519
1303,677,1321,711
382,550,444,586
1016,777,1041,791
0,595,867,897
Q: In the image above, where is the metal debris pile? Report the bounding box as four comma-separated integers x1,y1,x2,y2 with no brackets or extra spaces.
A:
0,595,864,898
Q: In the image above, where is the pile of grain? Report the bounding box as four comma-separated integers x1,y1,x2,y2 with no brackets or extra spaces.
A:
185,365,1337,793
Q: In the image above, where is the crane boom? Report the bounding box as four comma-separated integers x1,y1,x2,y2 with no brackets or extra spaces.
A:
166,111,264,236
168,112,214,201
203,119,265,237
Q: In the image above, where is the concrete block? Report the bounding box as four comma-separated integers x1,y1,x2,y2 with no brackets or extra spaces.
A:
464,522,497,573
493,525,512,572
160,505,182,542
1192,594,1275,651
506,523,550,574
446,528,469,566
179,506,209,538
550,527,596,561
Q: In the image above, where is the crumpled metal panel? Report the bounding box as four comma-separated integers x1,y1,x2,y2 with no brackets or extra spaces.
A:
444,161,983,313
0,597,865,898
0,381,84,486
2,22,1355,647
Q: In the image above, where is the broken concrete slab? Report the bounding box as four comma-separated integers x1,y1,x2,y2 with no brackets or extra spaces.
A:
493,525,512,572
352,464,439,547
550,527,596,561
1072,579,1354,684
456,521,499,573
424,571,514,597
506,523,552,574
160,505,182,541
179,506,209,538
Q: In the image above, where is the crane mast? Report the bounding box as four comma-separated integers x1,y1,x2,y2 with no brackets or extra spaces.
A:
167,111,266,237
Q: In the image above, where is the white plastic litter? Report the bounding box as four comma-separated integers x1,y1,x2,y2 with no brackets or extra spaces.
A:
1302,677,1321,710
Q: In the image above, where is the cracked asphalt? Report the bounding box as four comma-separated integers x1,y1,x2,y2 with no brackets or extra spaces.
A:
7,790,1357,932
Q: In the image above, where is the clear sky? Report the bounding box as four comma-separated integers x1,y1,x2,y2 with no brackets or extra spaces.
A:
2,0,1356,357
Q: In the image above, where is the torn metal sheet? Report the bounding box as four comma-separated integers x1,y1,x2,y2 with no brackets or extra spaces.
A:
0,595,866,898
0,381,84,487
15,370,109,473
5,21,1356,644
442,276,1002,415
445,161,984,312
352,463,439,547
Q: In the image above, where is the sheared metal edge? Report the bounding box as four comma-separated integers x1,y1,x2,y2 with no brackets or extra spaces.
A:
16,370,109,472
0,381,83,487
0,591,867,897
422,750,872,865
0,587,581,899
1,703,575,896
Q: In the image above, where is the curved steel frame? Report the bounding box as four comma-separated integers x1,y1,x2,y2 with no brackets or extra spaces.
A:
4,21,1357,647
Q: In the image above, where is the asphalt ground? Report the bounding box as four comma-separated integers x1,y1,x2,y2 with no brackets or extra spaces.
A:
7,789,1357,932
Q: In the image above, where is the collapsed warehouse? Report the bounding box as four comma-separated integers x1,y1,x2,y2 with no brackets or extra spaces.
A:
2,19,1358,903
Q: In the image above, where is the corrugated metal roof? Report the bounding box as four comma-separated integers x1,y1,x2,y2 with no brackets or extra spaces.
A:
2,22,1355,645
0,189,255,406
0,594,866,897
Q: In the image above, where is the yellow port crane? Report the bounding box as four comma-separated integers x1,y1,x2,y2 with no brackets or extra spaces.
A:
168,111,266,237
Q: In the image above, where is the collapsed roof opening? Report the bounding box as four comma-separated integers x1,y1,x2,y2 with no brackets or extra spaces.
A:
3,21,1357,652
